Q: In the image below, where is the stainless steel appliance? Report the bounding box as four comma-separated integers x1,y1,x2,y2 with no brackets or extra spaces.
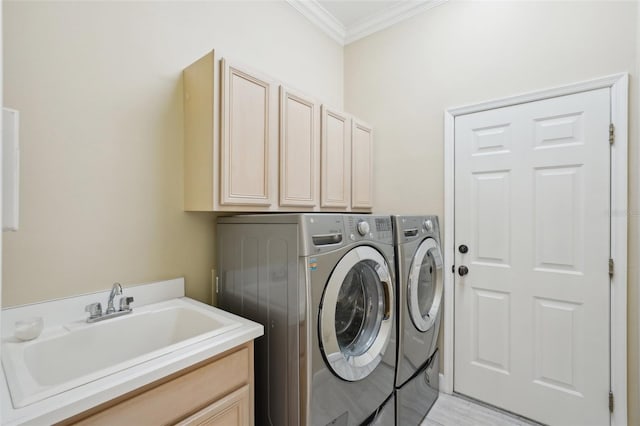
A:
393,215,443,425
217,214,396,426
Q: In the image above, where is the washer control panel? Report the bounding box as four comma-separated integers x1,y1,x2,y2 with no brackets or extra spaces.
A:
345,215,392,243
356,220,370,236
375,218,391,233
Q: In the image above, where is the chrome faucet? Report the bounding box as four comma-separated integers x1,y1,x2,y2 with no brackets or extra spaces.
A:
84,282,134,323
106,282,122,314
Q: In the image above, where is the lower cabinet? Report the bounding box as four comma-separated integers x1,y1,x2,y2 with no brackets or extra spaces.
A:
59,342,254,426
177,385,250,426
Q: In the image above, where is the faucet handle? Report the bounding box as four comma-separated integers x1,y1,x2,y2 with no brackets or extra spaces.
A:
119,297,134,311
85,302,102,319
112,282,123,295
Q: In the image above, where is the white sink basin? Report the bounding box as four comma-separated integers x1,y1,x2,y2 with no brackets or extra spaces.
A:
2,298,242,408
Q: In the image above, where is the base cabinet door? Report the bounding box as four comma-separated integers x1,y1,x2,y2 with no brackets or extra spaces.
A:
177,385,250,426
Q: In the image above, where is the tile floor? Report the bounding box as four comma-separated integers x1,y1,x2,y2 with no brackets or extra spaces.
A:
421,393,542,426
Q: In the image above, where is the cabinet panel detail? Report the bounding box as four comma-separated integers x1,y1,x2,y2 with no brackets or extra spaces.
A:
221,59,276,206
177,385,250,426
320,106,351,209
279,86,319,207
351,119,373,209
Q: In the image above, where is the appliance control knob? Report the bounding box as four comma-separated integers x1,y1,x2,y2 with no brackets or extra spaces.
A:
424,219,434,232
357,220,370,236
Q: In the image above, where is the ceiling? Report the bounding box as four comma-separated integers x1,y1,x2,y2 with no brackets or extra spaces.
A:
318,1,406,28
286,0,447,45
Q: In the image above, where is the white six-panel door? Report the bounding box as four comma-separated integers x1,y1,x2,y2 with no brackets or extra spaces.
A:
454,88,611,425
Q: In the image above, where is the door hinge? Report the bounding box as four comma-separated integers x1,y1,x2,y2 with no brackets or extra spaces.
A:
609,391,614,413
609,123,615,145
609,258,614,278
215,276,219,294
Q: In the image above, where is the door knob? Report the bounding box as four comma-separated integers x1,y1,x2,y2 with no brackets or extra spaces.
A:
458,265,469,276
458,244,468,254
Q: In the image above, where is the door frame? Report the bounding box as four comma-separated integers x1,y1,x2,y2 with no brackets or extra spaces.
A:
442,73,628,426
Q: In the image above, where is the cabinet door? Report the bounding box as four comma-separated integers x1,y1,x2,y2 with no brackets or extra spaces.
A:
320,106,351,209
177,385,250,426
351,119,373,210
221,58,277,206
279,86,319,207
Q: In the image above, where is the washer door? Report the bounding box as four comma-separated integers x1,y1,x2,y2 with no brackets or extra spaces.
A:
319,246,394,382
407,238,443,332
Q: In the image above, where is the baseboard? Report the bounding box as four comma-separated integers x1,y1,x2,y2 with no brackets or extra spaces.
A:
439,373,451,394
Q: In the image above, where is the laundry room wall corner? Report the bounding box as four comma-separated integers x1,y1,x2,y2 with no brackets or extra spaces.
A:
345,1,639,423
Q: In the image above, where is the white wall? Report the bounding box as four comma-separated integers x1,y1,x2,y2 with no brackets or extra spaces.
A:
2,1,343,307
344,0,639,423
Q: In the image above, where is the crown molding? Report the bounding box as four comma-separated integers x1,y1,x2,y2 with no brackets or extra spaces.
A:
345,0,448,44
286,0,447,46
285,0,346,45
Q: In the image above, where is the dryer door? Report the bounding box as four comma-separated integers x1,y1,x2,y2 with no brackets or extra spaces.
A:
408,238,443,332
319,246,394,382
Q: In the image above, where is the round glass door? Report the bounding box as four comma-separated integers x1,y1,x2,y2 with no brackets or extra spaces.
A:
319,246,394,382
407,238,443,332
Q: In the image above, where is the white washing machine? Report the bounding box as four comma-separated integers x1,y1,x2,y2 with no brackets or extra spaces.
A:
392,215,443,425
217,214,396,426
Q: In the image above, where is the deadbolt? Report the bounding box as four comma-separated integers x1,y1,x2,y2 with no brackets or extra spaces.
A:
458,265,469,276
458,244,468,254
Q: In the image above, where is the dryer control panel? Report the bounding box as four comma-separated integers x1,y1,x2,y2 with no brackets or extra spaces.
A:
392,215,440,245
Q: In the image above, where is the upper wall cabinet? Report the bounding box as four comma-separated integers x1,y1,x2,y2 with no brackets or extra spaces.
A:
320,109,374,211
183,49,373,212
320,106,351,209
221,58,278,207
183,50,277,211
279,86,320,208
351,119,374,209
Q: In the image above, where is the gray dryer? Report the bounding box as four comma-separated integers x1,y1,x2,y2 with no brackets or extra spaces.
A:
392,215,443,425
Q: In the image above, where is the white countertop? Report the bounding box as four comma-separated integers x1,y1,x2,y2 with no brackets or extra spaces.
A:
0,278,263,425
